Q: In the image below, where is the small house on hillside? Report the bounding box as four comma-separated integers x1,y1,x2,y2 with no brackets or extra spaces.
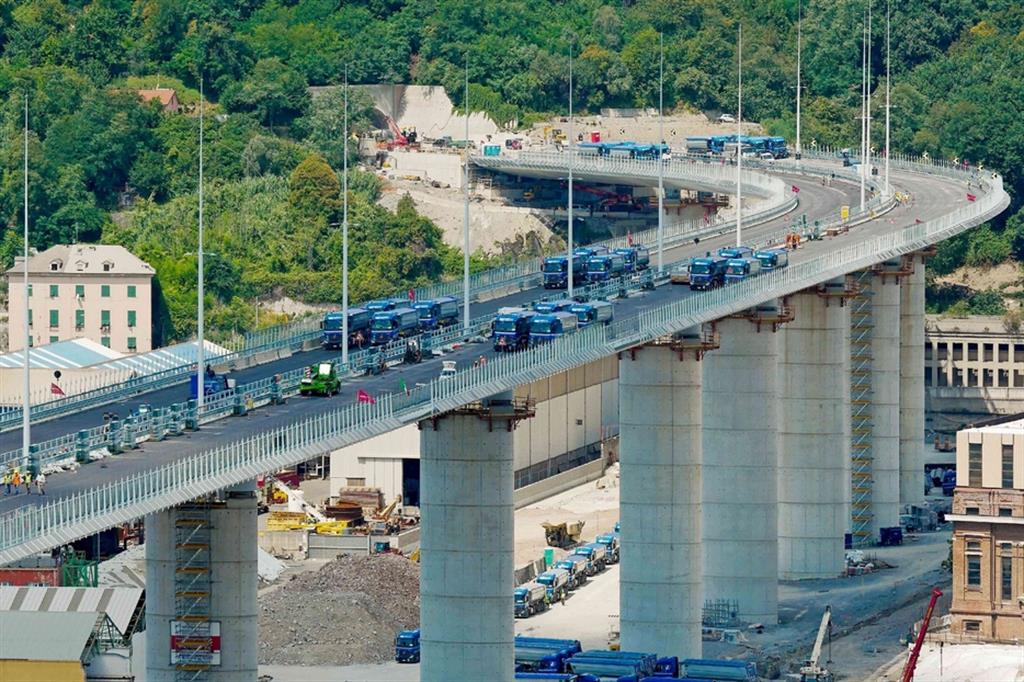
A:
137,88,180,113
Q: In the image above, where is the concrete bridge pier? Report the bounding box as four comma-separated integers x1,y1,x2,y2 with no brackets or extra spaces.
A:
618,327,717,659
145,482,259,682
900,253,927,506
418,392,534,682
703,306,790,624
778,283,851,579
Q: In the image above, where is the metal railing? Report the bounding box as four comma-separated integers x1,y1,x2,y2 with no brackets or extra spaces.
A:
0,163,1007,564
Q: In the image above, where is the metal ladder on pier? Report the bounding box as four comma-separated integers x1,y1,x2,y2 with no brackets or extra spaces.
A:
174,501,214,682
849,272,875,547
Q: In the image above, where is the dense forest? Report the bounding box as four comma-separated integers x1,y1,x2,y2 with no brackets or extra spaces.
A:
0,0,1022,340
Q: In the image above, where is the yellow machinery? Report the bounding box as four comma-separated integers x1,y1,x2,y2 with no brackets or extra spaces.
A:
542,520,585,549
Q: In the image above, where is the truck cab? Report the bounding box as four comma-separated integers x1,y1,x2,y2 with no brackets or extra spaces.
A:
724,257,762,282
718,245,754,260
365,299,398,313
321,307,371,349
529,312,578,346
688,257,728,290
554,556,589,589
370,307,420,345
536,568,571,601
413,296,459,330
573,543,608,575
594,532,620,563
189,369,234,399
533,299,576,315
614,246,650,272
573,245,609,260
754,248,789,271
394,629,420,663
586,254,627,283
493,309,536,352
514,582,550,618
569,301,613,328
543,255,586,289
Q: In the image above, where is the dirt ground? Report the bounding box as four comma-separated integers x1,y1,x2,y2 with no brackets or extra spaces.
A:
936,261,1022,294
528,111,765,147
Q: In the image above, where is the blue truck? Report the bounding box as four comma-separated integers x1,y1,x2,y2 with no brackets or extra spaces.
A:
536,568,571,601
567,651,658,679
515,637,584,674
554,555,590,589
595,532,621,563
942,469,956,496
516,674,599,681
189,368,234,399
514,583,550,618
365,299,398,313
754,248,789,271
767,136,789,158
493,308,536,352
688,256,728,290
614,246,651,272
681,658,757,681
369,307,420,345
587,253,627,282
570,301,614,328
321,307,372,349
543,255,587,289
724,257,762,283
574,245,610,260
529,312,579,346
534,299,577,315
413,296,459,330
718,246,754,260
573,543,608,575
394,629,420,663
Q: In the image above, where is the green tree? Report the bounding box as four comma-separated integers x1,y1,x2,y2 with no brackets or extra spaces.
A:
223,57,308,128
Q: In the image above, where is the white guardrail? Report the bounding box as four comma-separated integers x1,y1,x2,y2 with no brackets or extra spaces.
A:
0,160,1008,563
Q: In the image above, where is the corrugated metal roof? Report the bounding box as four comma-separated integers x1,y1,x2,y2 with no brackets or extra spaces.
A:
0,586,143,634
0,338,121,370
0,610,100,661
88,339,230,375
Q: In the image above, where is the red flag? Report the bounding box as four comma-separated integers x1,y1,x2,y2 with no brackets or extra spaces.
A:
50,383,65,396
966,193,977,202
407,288,415,302
357,389,375,404
626,230,633,246
791,185,800,194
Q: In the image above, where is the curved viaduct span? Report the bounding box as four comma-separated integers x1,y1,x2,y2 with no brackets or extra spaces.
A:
0,153,1008,681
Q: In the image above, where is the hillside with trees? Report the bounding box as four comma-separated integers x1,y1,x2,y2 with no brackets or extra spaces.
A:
0,0,1021,340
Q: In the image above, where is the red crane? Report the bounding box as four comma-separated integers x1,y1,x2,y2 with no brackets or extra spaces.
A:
900,587,943,682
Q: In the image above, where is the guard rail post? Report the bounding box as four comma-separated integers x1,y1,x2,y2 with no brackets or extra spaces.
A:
168,405,183,437
184,400,199,431
124,417,139,450
75,430,90,463
108,420,123,454
270,377,283,405
152,408,166,442
234,391,248,417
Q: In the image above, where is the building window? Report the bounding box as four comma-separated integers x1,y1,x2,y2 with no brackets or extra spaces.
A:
102,261,113,272
48,335,58,344
968,343,978,361
127,336,137,351
984,344,994,362
101,285,110,298
127,310,136,328
1004,444,1014,489
925,343,933,361
1000,508,1014,517
127,285,136,298
75,309,85,331
925,367,933,386
48,284,58,298
1001,344,1011,362
48,310,58,329
965,620,981,632
966,507,980,515
101,336,110,348
49,260,60,271
101,310,110,331
1000,369,1010,388
969,442,983,487
1003,555,1014,601
75,284,84,298
967,540,982,588
27,309,32,327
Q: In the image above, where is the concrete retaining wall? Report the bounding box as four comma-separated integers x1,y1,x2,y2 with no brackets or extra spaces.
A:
513,456,606,509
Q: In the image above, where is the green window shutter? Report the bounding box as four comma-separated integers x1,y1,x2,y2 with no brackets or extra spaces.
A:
101,310,110,327
49,284,58,298
127,310,137,327
75,309,85,329
28,309,33,326
49,336,58,344
101,285,110,297
127,336,137,350
127,285,136,298
75,284,85,298
101,336,110,348
49,309,58,328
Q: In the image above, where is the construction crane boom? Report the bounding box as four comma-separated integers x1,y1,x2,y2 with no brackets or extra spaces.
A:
900,587,943,682
800,605,834,682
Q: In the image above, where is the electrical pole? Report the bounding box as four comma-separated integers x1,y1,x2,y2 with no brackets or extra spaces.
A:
657,31,665,273
736,24,743,247
21,94,30,473
859,15,867,210
866,3,872,192
885,0,891,194
567,39,575,299
463,55,471,330
796,0,803,161
342,66,350,366
196,76,205,413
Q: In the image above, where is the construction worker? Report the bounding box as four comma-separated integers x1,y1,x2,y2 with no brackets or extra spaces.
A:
11,469,21,495
2,469,10,495
560,590,567,606
35,473,45,495
22,470,32,494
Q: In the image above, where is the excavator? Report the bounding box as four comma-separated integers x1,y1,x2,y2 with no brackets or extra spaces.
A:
800,605,834,682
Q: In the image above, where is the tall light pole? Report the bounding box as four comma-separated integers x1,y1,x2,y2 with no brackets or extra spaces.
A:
795,0,803,161
884,0,891,194
342,66,350,366
196,77,206,413
21,94,30,473
463,55,471,330
657,31,665,273
735,24,743,247
859,15,867,210
567,38,575,299
866,3,873,192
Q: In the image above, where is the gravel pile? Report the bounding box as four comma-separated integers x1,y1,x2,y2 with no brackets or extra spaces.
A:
258,554,420,666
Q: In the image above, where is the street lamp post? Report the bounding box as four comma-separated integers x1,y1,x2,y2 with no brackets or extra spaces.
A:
859,15,867,210
21,94,30,473
736,24,743,248
463,55,471,330
196,77,206,413
342,66,350,367
657,32,665,273
796,0,803,161
884,0,892,195
567,39,575,299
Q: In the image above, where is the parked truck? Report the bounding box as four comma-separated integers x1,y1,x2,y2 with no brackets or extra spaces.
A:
394,629,420,663
189,367,234,399
688,256,728,290
515,582,550,618
724,257,762,283
614,246,651,272
534,299,577,315
681,658,757,681
321,307,372,349
529,312,578,346
536,568,571,601
567,650,658,679
543,255,587,289
595,532,620,563
413,296,459,330
754,248,789,271
554,556,589,589
570,301,614,328
586,253,627,283
369,307,420,345
574,245,610,260
493,308,536,352
365,299,398,313
515,674,599,681
573,543,608,575
515,636,583,673
718,245,754,260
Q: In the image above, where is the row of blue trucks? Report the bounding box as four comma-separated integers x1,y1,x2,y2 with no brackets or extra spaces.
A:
685,134,789,159
512,637,757,681
688,246,789,291
321,296,460,348
493,297,614,352
544,245,650,290
577,141,671,160
515,532,621,618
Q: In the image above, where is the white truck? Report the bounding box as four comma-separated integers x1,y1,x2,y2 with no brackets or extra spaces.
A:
536,567,571,601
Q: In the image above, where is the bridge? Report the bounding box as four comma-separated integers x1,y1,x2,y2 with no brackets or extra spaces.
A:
0,151,1009,681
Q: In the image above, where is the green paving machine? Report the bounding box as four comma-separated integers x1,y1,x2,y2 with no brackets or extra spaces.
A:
299,361,341,396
